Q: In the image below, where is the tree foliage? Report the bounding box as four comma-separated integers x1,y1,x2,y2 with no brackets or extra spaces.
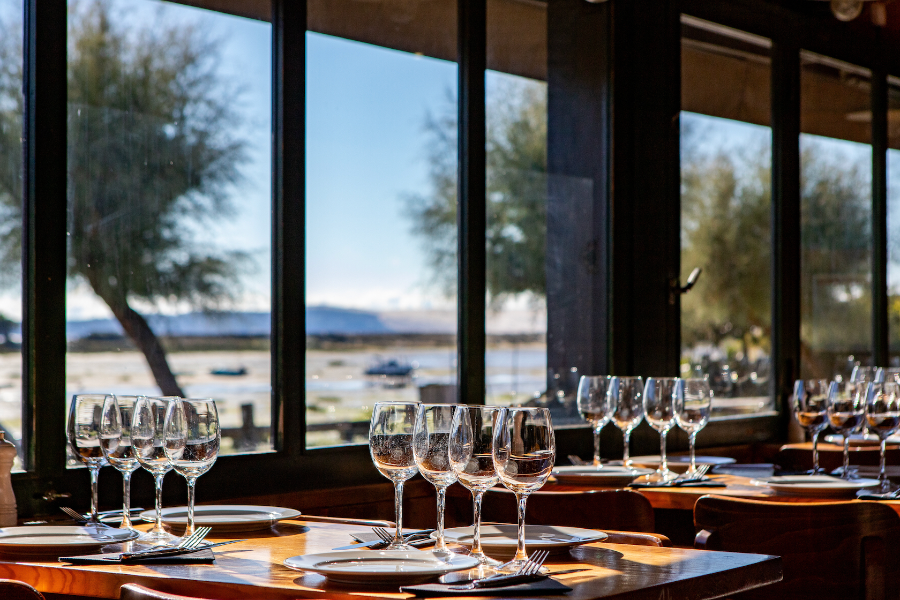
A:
0,1,251,395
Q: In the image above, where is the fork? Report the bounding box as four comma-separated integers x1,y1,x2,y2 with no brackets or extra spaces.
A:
124,526,212,557
450,550,550,590
61,506,112,528
679,464,710,482
372,526,430,547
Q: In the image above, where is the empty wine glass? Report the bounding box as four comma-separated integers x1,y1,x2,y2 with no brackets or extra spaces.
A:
576,376,612,468
369,401,419,551
791,380,829,474
164,398,220,535
413,404,458,553
449,405,501,566
643,377,678,482
492,407,555,572
132,395,179,544
67,394,111,523
609,377,644,470
99,395,141,529
865,381,900,493
674,378,712,477
826,380,865,480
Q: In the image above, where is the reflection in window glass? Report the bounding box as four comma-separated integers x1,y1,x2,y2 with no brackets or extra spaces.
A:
887,78,900,363
306,4,458,447
0,0,23,470
800,52,872,380
66,0,273,462
680,18,774,416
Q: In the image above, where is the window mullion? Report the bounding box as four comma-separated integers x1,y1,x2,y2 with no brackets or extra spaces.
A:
872,57,888,367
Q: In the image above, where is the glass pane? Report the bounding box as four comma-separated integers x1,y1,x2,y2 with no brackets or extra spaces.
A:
680,17,775,417
485,0,548,410
887,76,900,363
306,1,458,447
0,0,23,470
66,0,273,463
800,51,872,379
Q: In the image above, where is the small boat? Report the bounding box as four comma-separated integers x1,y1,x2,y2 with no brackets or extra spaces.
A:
364,359,415,378
210,367,248,376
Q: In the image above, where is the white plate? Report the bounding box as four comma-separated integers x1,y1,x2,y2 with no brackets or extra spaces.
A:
752,475,879,497
824,433,900,446
552,465,653,486
626,455,736,473
283,550,480,584
440,524,607,557
141,505,301,532
0,526,138,556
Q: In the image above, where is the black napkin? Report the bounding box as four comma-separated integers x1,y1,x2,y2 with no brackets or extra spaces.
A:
60,548,215,565
401,578,572,597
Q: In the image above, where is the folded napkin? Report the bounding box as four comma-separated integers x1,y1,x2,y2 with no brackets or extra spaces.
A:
60,548,215,565
629,480,726,489
401,578,572,597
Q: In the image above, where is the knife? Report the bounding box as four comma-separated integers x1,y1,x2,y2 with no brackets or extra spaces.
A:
119,539,245,561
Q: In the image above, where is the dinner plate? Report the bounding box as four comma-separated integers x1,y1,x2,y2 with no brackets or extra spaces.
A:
0,526,138,556
751,475,879,497
552,465,654,486
440,524,607,557
824,433,900,447
626,455,736,473
283,549,480,584
141,505,302,532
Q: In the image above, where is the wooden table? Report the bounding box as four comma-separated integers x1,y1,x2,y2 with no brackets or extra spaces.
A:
0,519,781,599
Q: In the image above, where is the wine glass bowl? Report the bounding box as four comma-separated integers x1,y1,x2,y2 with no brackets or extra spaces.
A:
492,407,555,572
412,404,458,553
132,396,179,544
608,377,644,470
791,380,829,474
164,398,220,534
576,376,612,468
67,394,111,523
673,378,712,477
643,377,678,482
99,395,141,529
864,381,900,493
369,401,419,550
449,405,501,566
826,380,866,479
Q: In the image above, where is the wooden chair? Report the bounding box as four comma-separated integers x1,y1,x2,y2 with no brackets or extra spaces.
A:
481,488,658,534
694,495,900,600
119,584,209,600
0,579,44,600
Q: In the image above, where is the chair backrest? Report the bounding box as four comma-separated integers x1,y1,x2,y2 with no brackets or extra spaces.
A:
0,579,45,600
481,488,656,533
119,584,209,600
694,495,900,600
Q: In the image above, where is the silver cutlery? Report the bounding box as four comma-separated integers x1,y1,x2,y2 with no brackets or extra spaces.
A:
60,506,113,528
449,550,549,590
119,539,242,561
568,454,590,466
118,527,212,559
332,528,432,551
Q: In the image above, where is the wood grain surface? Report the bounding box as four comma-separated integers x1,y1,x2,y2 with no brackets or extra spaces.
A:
0,519,781,600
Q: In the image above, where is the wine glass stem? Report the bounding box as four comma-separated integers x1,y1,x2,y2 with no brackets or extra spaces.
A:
811,429,819,473
435,485,448,551
623,429,631,467
393,480,405,545
689,432,697,474
89,466,100,522
121,471,133,529
514,493,529,563
187,476,198,535
880,438,888,490
472,490,485,557
154,474,165,532
593,425,602,467
660,429,668,473
843,436,851,477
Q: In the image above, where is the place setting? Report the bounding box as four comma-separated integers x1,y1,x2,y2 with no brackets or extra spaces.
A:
282,401,600,594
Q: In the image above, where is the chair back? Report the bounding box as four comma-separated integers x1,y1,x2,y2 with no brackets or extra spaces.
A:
0,579,45,600
694,495,900,600
120,584,208,600
481,488,656,533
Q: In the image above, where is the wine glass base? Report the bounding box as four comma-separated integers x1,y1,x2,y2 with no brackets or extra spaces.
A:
137,528,180,545
385,542,419,551
641,469,677,483
469,551,502,566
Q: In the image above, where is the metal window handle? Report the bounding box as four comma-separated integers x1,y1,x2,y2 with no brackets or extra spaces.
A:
669,268,702,304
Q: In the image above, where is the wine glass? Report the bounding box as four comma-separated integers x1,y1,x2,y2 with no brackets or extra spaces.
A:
449,405,501,566
609,377,644,470
369,401,419,551
99,395,141,529
492,407,555,572
164,398,220,535
673,378,712,477
132,396,180,544
413,404,458,553
791,380,829,474
826,380,865,479
576,376,612,468
643,377,678,482
865,381,900,493
68,394,111,524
